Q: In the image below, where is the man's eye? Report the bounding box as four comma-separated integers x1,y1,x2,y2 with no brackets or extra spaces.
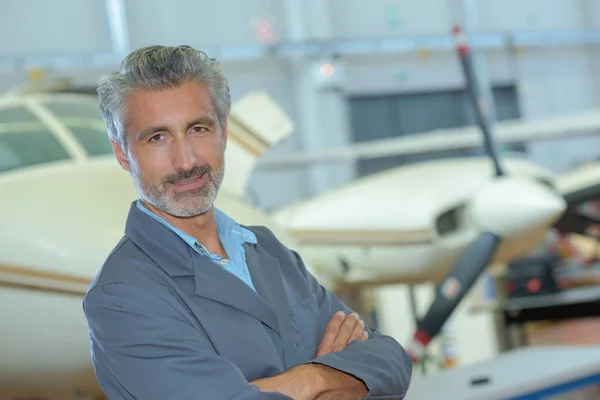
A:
149,134,163,142
192,126,207,133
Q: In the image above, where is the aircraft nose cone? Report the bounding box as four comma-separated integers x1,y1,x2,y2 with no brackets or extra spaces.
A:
469,176,566,237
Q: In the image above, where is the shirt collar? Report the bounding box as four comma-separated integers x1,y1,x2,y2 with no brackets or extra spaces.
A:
135,200,256,250
213,207,257,244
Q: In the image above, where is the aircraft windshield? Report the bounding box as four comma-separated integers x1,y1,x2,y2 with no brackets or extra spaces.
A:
0,106,71,173
43,100,113,157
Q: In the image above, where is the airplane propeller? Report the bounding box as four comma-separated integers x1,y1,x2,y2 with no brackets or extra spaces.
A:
406,26,570,362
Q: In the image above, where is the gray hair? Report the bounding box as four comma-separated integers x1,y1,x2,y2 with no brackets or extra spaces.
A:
97,45,231,146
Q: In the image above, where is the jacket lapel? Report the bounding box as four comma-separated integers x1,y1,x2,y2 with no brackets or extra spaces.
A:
124,201,288,346
244,244,294,367
191,252,281,336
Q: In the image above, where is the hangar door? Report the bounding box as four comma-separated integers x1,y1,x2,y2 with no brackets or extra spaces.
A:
348,85,522,177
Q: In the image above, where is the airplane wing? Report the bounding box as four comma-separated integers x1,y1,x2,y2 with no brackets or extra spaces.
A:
256,109,600,170
556,161,600,205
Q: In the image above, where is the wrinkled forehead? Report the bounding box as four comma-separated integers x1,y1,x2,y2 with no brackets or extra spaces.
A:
122,82,219,138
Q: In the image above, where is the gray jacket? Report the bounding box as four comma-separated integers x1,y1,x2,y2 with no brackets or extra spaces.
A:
83,202,412,399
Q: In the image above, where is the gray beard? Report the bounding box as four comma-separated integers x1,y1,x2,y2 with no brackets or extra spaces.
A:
131,162,224,218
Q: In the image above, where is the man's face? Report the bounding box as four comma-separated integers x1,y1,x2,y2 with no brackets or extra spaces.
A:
113,80,227,217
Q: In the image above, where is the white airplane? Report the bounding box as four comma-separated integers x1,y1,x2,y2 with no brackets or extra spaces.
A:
269,27,600,361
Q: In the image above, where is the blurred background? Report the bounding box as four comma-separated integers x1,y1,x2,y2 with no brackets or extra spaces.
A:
4,0,600,399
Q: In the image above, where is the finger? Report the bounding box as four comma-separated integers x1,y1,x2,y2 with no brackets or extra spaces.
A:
316,311,346,356
362,330,369,341
347,318,366,345
331,313,360,352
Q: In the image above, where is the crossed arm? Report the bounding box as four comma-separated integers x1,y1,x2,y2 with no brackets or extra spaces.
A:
252,311,371,399
84,283,377,400
275,249,413,399
84,251,411,399
252,362,367,400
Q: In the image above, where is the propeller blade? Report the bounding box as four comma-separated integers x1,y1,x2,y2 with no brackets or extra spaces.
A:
553,210,600,238
453,25,504,177
407,232,501,362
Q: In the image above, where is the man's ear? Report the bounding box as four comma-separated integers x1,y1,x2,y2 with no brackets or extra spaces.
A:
222,119,228,149
111,139,131,172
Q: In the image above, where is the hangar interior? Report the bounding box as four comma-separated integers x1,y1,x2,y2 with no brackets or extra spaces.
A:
3,0,600,399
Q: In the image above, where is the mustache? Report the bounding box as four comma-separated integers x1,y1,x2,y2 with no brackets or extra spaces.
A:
164,165,212,184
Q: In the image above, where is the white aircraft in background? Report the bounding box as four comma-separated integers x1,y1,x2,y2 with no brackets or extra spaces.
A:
2,36,600,398
267,27,600,361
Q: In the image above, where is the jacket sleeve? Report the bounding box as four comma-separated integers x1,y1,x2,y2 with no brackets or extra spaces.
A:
83,282,292,400
288,248,413,399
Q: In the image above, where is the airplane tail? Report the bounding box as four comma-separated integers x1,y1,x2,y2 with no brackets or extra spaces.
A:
222,90,295,197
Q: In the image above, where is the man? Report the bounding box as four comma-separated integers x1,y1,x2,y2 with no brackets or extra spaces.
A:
83,45,412,399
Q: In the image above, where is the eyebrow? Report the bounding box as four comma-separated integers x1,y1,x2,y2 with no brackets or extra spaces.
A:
136,116,217,142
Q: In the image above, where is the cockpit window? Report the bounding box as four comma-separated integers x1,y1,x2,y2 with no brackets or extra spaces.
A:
0,104,39,123
43,100,102,119
0,106,70,173
43,100,113,156
67,123,113,156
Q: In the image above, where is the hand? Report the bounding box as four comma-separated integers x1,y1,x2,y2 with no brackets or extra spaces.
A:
315,311,368,358
252,363,368,400
252,364,321,400
311,364,369,400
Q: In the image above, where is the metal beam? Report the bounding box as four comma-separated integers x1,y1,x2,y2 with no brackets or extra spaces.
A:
1,30,600,72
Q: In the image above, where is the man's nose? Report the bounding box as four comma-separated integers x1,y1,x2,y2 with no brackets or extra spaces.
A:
171,137,196,171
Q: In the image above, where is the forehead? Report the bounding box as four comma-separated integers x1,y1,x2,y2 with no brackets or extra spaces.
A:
124,81,215,132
